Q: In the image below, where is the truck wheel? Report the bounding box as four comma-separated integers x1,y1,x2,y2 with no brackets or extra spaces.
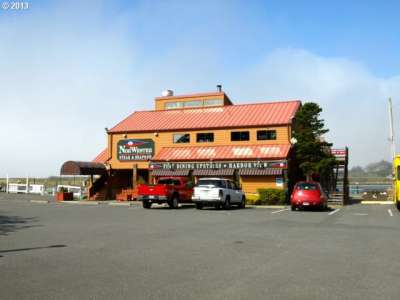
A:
215,203,222,210
223,196,231,210
168,195,179,209
238,196,246,209
396,201,400,211
195,203,203,210
143,201,152,209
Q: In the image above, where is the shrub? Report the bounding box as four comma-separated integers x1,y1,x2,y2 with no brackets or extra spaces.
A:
245,193,259,205
256,188,286,205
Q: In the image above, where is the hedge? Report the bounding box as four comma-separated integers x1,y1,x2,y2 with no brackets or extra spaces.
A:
253,188,286,205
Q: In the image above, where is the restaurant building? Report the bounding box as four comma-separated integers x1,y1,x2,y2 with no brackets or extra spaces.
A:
61,89,301,200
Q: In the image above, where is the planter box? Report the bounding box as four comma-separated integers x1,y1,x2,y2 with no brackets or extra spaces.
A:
56,192,74,201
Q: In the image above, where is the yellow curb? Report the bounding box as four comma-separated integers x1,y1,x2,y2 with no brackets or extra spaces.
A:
361,201,393,205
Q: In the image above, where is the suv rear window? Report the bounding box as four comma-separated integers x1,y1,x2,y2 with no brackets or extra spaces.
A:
195,180,225,188
296,183,318,190
158,179,180,185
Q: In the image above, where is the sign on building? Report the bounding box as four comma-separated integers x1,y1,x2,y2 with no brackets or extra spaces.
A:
149,160,287,170
117,139,154,161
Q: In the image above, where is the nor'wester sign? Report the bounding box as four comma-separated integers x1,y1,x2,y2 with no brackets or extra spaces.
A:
117,139,154,161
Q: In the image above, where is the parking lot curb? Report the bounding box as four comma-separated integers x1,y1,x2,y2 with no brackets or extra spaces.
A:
248,205,287,209
29,200,50,204
361,201,393,205
58,201,100,205
108,202,135,207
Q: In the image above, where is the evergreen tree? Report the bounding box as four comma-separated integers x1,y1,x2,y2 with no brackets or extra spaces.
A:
293,102,336,182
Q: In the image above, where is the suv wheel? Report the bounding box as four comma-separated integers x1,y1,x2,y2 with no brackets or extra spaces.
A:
223,196,231,210
239,196,246,209
291,204,296,211
168,194,179,209
143,201,152,209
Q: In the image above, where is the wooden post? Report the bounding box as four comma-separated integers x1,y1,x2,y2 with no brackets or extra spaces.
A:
132,164,138,190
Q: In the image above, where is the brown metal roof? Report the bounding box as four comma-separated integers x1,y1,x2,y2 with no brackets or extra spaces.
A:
60,161,107,176
109,100,301,133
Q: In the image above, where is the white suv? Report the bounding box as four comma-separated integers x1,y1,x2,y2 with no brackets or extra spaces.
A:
192,178,246,210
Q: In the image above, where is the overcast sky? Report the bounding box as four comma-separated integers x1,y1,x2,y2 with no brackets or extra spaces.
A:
1,0,400,177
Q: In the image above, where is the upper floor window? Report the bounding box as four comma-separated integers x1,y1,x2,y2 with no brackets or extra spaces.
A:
231,131,250,141
196,132,214,143
173,133,190,144
257,130,277,140
183,100,202,108
165,102,183,110
204,99,223,107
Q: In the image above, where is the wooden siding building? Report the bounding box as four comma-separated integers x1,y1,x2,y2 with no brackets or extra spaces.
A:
64,90,301,200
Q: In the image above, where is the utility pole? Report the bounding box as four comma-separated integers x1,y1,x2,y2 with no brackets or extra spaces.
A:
389,97,396,161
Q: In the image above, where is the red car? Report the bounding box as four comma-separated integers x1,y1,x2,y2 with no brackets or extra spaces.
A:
138,177,193,209
290,181,328,211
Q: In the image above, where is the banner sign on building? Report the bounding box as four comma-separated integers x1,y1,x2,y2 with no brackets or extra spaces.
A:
149,160,287,170
117,139,154,161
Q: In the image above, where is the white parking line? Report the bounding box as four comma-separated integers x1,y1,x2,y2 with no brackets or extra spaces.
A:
271,208,289,214
388,209,393,217
328,208,340,216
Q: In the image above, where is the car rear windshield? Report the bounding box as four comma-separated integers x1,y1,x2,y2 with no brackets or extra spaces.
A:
195,180,225,188
157,179,180,185
296,183,318,190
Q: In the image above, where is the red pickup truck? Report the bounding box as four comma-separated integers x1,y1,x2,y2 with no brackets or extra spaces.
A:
137,177,194,209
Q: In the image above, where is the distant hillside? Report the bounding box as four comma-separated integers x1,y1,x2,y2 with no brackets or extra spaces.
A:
349,160,392,178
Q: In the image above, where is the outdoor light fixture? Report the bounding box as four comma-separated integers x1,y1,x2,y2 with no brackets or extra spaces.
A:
154,132,159,137
290,137,298,145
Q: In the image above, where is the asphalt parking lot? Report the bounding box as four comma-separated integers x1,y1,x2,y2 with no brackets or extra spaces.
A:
1,195,400,300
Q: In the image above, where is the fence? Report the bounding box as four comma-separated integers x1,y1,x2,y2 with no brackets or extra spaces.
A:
7,183,45,195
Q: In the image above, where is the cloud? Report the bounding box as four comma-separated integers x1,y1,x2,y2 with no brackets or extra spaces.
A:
0,1,399,176
227,49,400,167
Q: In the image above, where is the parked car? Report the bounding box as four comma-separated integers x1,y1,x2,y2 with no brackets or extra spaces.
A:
138,177,193,209
192,178,246,210
290,181,328,211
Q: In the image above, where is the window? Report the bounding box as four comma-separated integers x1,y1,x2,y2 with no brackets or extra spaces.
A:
165,101,183,110
196,179,225,188
296,182,319,190
158,178,180,186
183,100,202,108
257,130,277,140
204,99,223,107
231,131,250,141
196,133,214,143
173,133,190,143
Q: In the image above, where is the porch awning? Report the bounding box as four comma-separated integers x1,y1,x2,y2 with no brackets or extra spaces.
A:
151,169,190,177
192,169,235,176
152,144,291,161
60,161,107,176
239,168,283,176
